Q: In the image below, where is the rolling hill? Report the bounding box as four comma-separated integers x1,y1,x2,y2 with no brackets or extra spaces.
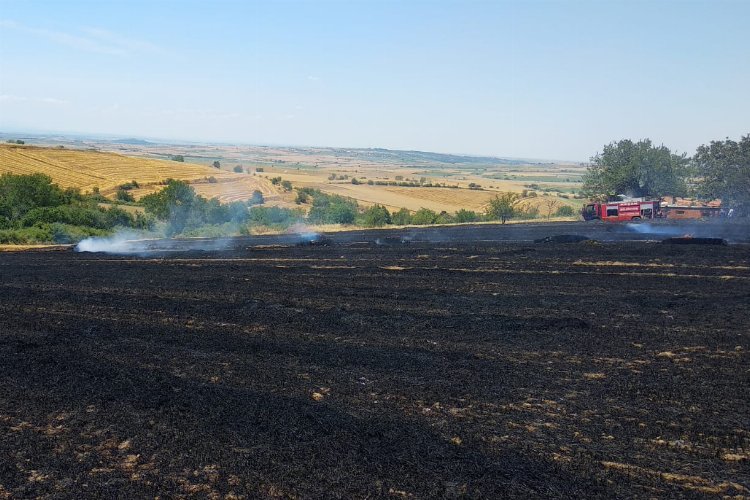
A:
0,144,277,203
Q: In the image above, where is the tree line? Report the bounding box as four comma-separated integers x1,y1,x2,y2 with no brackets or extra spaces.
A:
583,134,749,214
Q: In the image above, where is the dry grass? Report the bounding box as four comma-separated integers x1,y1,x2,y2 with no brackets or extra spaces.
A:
0,145,276,203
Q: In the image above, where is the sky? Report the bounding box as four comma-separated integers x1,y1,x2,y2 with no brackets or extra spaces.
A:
0,0,748,161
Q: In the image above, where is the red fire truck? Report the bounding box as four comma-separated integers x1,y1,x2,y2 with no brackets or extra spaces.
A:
581,200,660,221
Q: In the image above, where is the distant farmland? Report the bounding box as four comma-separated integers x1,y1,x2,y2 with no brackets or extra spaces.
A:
0,142,584,215
0,145,276,203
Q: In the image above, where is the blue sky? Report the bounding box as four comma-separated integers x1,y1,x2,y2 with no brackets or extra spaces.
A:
0,0,748,160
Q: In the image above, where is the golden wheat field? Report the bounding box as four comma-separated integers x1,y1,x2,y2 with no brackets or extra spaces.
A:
0,144,583,215
0,145,276,203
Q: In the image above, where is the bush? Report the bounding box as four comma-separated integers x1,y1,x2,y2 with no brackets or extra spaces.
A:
0,173,68,221
360,204,391,227
116,189,135,202
248,206,302,227
233,165,244,173
249,190,264,205
351,178,360,185
0,225,53,244
520,206,540,219
455,209,480,223
305,190,358,225
281,180,293,191
435,211,455,224
555,205,575,217
49,223,109,244
171,155,184,162
391,208,412,225
411,208,438,225
486,193,519,224
295,191,309,204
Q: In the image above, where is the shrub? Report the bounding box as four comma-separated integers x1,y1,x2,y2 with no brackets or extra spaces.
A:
486,193,519,224
391,208,412,225
281,180,293,191
411,208,438,225
295,191,309,204
116,189,135,202
249,190,264,205
248,206,302,227
455,209,479,223
233,165,244,173
171,155,184,162
119,180,140,190
555,205,575,217
360,204,391,227
0,172,68,221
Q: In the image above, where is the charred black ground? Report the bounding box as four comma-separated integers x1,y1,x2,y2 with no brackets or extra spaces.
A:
1,226,749,497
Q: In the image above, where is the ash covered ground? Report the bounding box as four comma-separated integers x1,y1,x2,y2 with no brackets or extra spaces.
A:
1,223,749,497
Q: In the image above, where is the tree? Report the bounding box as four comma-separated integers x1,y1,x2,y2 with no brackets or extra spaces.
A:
361,204,391,227
116,189,135,202
391,208,412,225
171,155,184,162
141,179,199,234
455,209,479,223
249,190,264,205
0,173,67,222
542,198,560,219
555,205,575,217
212,161,221,169
295,191,309,204
411,208,438,225
486,192,518,224
281,180,293,191
583,139,688,199
693,134,750,214
233,165,244,173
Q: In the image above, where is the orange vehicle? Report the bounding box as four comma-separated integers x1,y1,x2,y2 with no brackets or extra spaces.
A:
581,200,659,221
660,198,723,219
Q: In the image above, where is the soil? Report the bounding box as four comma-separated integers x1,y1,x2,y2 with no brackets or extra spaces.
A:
1,224,749,498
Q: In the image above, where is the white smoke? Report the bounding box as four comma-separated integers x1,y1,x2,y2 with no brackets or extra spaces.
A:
75,231,148,254
624,223,685,236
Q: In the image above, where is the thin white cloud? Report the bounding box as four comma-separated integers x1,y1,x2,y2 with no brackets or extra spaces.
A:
82,27,171,56
306,75,321,82
0,94,69,105
0,20,168,57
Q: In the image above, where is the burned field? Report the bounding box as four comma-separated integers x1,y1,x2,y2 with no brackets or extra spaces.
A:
1,237,749,497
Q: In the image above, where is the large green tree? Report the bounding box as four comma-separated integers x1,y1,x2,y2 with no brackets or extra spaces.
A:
583,139,688,199
486,192,518,224
693,134,750,214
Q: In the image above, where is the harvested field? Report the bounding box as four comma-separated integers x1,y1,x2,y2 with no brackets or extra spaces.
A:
1,227,749,497
0,145,276,203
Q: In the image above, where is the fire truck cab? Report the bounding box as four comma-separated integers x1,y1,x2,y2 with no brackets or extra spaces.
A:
582,201,659,221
